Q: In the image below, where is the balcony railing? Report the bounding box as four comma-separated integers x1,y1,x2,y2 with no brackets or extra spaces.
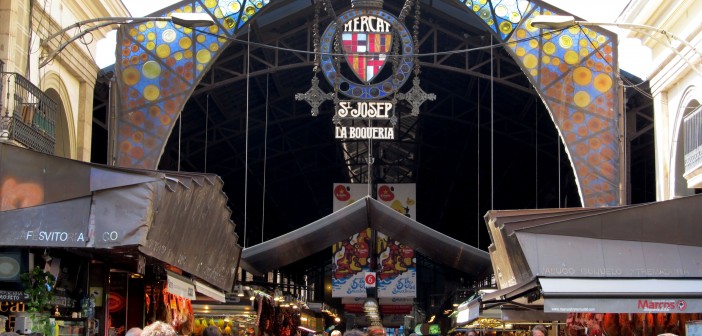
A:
684,106,702,175
1,69,57,154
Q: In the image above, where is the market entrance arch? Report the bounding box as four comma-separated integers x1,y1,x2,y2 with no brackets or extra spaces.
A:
112,0,621,208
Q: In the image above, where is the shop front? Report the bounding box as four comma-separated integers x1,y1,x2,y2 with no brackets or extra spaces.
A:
481,194,702,336
0,143,241,335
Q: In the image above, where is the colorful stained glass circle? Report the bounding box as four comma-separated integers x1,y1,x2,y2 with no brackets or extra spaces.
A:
142,61,162,79
594,73,613,92
559,35,573,49
573,67,592,86
162,29,176,43
122,67,140,86
143,85,160,101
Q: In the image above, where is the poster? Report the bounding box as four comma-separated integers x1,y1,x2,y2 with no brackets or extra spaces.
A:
376,184,417,298
332,184,369,298
332,228,371,298
332,183,368,211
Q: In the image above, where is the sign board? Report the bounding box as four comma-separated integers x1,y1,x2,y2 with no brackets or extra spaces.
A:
365,272,376,287
166,271,196,300
0,290,27,302
545,297,702,313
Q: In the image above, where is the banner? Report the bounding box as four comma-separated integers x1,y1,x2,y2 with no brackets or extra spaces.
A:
376,183,416,218
377,184,417,298
332,183,368,211
332,228,371,297
332,183,370,297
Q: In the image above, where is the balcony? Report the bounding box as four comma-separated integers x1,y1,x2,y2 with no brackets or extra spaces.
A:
1,65,57,155
683,105,702,188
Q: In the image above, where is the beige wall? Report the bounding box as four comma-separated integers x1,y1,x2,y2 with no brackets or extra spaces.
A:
619,0,702,200
1,0,128,161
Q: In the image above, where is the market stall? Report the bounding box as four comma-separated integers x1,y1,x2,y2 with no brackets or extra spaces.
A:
482,195,702,336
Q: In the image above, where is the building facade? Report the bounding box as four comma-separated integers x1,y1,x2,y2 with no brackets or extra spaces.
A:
0,0,128,160
619,0,702,200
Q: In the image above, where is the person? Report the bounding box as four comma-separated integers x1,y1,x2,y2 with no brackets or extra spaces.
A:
466,330,477,336
366,326,386,336
343,330,366,336
0,332,20,336
532,325,548,336
331,331,342,336
126,327,142,336
202,326,222,336
141,321,177,336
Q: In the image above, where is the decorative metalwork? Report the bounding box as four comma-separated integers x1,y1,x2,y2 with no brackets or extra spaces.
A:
397,0,435,116
296,0,334,116
0,71,57,154
397,78,436,116
295,77,334,117
319,9,414,100
112,0,622,207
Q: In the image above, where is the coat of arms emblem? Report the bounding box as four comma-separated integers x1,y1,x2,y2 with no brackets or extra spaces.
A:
341,15,393,83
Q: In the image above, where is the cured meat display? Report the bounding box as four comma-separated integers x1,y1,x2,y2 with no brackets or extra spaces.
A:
565,313,699,336
144,283,194,335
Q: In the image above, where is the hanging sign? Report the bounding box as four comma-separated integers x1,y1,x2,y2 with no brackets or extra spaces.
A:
298,3,435,139
365,272,377,288
166,271,196,300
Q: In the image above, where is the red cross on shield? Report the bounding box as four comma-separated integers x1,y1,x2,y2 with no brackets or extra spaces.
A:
341,18,393,83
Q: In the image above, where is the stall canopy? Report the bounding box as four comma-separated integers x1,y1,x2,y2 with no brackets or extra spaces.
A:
0,143,240,291
482,194,702,313
241,196,491,277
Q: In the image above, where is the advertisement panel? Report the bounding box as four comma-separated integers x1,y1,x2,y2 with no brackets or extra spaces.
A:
376,184,417,298
332,184,370,298
332,228,371,297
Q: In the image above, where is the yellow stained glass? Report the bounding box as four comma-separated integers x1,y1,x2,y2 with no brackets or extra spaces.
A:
574,91,591,107
156,44,171,58
500,21,513,34
564,50,579,64
179,37,193,50
523,54,538,69
559,35,573,49
143,85,161,101
122,67,140,86
573,67,592,86
543,42,556,55
197,49,212,64
142,61,162,79
594,73,613,92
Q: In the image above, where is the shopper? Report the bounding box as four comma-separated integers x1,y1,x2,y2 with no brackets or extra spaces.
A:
0,332,20,336
142,321,177,336
331,331,342,336
367,326,386,336
202,326,222,336
126,327,142,336
532,325,548,336
343,330,366,336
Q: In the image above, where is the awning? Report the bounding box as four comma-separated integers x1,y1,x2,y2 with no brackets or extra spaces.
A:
194,279,226,303
485,194,702,289
540,278,702,313
241,197,491,277
0,143,240,291
455,283,565,326
484,194,702,313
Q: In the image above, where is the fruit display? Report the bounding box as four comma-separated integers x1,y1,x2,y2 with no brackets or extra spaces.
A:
192,316,256,336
